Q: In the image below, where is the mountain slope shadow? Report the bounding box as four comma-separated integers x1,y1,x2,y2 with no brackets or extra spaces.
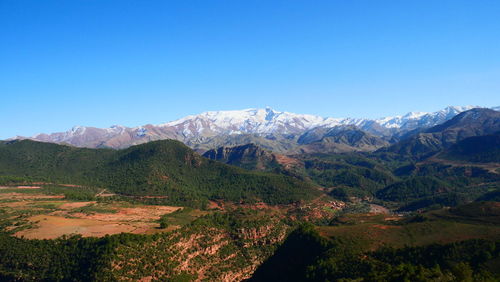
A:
249,224,331,282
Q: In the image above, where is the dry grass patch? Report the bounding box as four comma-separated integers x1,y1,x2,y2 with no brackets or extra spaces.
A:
12,204,183,239
0,192,64,200
14,215,142,239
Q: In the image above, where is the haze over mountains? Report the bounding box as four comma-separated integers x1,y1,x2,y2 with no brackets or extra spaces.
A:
11,105,499,153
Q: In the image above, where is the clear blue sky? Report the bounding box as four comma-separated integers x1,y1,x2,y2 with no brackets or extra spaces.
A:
1,0,499,139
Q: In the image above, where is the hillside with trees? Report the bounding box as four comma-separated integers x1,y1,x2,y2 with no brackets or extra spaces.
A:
0,140,320,208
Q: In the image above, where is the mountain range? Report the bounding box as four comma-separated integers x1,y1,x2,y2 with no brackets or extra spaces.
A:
11,105,499,153
2,104,500,281
3,106,499,210
381,108,500,159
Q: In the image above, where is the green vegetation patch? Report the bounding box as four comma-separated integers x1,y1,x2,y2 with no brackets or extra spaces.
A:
251,224,500,281
157,207,205,228
0,140,320,208
376,176,451,202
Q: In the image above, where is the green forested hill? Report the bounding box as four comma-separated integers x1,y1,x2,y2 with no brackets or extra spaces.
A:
376,176,451,202
440,133,500,163
251,209,500,282
0,140,115,182
96,140,319,206
0,140,320,207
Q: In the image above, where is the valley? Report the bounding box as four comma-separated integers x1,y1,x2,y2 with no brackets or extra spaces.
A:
4,0,500,279
0,106,499,281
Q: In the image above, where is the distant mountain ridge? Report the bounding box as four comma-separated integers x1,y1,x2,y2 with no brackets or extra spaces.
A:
203,143,283,171
296,125,389,153
380,108,500,159
10,105,496,151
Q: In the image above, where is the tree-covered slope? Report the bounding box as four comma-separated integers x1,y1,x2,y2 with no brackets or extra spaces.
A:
97,140,319,206
251,210,500,282
0,140,320,207
0,210,291,281
440,133,500,163
0,140,114,183
376,176,452,202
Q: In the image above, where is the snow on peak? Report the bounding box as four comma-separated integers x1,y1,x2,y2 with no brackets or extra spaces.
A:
157,106,485,138
159,108,343,137
15,105,487,148
402,112,427,119
374,105,481,129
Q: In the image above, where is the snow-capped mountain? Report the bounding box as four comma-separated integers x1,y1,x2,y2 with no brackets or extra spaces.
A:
374,106,477,130
160,107,361,138
11,105,495,150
